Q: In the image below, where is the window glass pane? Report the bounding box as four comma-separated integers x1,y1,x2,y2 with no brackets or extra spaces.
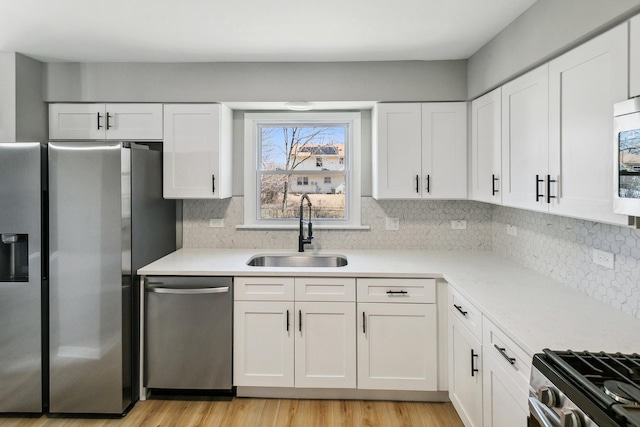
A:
259,125,346,172
259,173,346,220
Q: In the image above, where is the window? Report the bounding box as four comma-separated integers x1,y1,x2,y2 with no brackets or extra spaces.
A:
243,112,362,228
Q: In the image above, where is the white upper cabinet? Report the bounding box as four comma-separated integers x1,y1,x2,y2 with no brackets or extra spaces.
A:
422,103,468,199
373,102,467,200
163,104,232,199
501,64,550,212
372,103,423,199
471,88,502,204
548,23,630,225
630,15,640,98
49,103,163,140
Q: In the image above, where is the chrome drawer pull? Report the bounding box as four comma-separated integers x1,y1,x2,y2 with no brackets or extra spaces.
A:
494,344,516,365
386,290,408,295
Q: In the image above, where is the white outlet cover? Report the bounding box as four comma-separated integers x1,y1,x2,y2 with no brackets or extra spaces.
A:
593,248,614,269
385,217,399,231
209,218,224,228
451,220,467,230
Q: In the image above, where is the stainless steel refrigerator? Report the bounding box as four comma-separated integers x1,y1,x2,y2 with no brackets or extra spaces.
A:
0,142,46,414
48,141,175,416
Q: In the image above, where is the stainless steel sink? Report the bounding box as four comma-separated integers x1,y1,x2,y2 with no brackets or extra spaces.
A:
246,254,348,268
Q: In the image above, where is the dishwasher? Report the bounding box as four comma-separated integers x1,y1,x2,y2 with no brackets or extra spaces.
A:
144,276,233,391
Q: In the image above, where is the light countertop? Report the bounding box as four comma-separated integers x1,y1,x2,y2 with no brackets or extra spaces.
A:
139,248,640,357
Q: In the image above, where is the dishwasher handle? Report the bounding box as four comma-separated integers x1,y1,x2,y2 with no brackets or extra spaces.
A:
146,286,230,295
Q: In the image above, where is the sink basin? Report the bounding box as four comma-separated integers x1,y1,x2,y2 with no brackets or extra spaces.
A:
246,254,348,268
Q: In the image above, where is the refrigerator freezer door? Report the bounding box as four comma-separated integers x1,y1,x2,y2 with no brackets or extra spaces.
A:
0,142,43,413
48,141,126,415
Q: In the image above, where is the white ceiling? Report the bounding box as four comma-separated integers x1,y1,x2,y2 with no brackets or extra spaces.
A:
0,0,537,63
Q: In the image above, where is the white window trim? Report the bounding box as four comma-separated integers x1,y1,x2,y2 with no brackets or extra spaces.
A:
240,111,365,230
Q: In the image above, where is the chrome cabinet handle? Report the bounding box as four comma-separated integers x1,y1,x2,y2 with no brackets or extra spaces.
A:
494,344,516,365
386,290,408,296
146,286,229,295
453,304,468,316
106,112,113,129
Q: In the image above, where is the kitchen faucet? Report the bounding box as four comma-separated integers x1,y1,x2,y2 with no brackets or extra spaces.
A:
298,193,313,252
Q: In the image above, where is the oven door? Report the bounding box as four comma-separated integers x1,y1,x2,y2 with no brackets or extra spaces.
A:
528,394,560,427
614,100,640,217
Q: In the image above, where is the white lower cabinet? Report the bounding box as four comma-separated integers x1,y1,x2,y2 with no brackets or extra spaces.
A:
356,278,438,391
295,301,356,388
357,302,438,391
234,300,294,387
448,315,482,427
482,316,531,427
234,277,356,389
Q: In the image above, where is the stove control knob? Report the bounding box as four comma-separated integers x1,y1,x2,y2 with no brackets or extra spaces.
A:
537,386,559,407
560,408,582,427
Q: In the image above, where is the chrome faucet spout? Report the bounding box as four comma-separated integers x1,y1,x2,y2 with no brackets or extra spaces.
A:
298,194,313,252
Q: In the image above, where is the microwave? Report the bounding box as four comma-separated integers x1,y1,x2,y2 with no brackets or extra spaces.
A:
613,97,640,222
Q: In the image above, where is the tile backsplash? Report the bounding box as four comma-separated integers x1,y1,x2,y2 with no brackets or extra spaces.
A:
183,197,493,251
182,197,640,320
492,206,640,319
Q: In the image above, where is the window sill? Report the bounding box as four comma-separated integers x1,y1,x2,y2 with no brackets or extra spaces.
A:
236,224,370,231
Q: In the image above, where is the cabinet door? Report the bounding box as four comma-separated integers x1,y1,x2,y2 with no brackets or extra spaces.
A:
105,104,163,140
448,315,482,427
163,104,232,199
372,103,423,199
49,104,105,140
471,88,502,204
233,301,294,387
549,24,630,225
294,302,356,388
357,302,438,391
482,351,529,427
631,16,640,98
501,65,549,211
421,103,467,199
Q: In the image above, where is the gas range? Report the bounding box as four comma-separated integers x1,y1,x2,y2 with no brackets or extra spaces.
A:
530,349,640,427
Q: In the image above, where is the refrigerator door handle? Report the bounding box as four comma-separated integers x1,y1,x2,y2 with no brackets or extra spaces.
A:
146,286,230,295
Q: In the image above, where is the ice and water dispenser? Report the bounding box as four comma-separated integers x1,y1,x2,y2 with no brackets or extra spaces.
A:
0,233,28,281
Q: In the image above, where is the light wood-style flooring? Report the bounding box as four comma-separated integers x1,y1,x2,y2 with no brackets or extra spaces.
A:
1,398,464,427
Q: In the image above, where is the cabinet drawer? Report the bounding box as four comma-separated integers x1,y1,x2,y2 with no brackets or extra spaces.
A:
356,278,436,303
448,287,482,341
294,277,355,302
482,316,531,396
234,277,294,301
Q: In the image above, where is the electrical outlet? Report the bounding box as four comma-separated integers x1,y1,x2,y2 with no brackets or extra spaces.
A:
451,220,467,230
385,217,399,231
506,224,517,237
209,218,224,228
593,249,614,269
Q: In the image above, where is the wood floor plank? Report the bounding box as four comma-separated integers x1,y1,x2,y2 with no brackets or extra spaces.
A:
0,398,464,427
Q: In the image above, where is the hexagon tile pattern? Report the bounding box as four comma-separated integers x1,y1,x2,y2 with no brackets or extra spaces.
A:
492,206,640,320
183,197,492,251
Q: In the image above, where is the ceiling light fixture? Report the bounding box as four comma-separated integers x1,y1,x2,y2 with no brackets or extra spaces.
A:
285,101,314,111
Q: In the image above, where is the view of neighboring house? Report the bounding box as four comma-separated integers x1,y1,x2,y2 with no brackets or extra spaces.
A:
289,144,346,194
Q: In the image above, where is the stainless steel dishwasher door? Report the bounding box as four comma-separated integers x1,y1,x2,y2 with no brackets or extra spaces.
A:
144,276,233,390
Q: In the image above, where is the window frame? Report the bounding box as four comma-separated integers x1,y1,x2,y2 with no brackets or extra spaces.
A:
242,111,362,229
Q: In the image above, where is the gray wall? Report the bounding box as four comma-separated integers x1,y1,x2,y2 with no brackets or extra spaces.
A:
468,0,640,98
0,52,47,143
43,61,467,103
16,54,47,143
0,52,17,142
